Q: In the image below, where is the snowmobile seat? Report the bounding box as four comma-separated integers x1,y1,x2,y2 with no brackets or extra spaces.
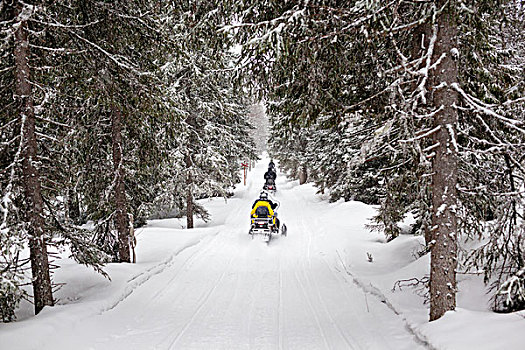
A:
254,206,270,218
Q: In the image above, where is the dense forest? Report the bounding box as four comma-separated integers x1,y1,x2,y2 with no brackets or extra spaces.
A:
1,0,525,326
0,1,258,321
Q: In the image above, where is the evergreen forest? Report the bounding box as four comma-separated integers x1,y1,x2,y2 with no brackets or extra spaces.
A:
1,0,525,331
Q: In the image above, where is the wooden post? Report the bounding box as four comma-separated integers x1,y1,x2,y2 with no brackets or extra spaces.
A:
242,162,248,186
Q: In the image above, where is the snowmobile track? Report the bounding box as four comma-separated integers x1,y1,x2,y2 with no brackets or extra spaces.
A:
147,230,225,303
277,255,284,350
99,233,218,315
296,211,357,349
165,252,238,349
0,156,440,350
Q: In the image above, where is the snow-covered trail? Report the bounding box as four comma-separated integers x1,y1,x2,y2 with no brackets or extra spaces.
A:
2,157,427,350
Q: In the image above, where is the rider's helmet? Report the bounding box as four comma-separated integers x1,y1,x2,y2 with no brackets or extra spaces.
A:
259,191,269,200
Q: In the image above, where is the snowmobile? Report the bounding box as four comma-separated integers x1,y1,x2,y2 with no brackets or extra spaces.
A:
263,168,277,194
263,178,277,193
249,193,287,244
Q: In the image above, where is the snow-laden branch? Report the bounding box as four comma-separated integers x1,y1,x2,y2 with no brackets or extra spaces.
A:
35,131,59,143
377,10,433,38
0,19,15,27
379,159,411,172
298,1,397,44
112,11,159,34
69,31,153,77
0,117,18,131
0,64,14,74
473,110,508,148
30,19,101,29
246,22,285,46
465,134,523,150
465,114,525,175
35,116,70,128
453,83,525,135
498,267,525,310
220,8,305,33
343,78,402,111
399,125,441,143
414,105,444,119
1,115,27,235
502,96,525,106
413,20,438,105
422,142,440,153
28,44,79,54
0,135,21,148
453,83,521,123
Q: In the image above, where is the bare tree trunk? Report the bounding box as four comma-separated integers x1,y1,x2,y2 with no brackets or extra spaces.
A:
66,188,81,224
429,0,459,322
290,163,298,179
111,104,130,263
129,214,136,264
184,111,196,229
298,165,308,185
186,187,194,229
14,4,54,315
504,154,517,226
186,153,194,229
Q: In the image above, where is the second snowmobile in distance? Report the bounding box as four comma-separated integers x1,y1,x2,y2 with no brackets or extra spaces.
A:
263,178,276,193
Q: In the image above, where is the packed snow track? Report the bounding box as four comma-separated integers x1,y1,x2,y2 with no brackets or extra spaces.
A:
1,157,428,350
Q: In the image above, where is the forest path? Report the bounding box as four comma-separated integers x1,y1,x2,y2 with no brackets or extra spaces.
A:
28,156,426,350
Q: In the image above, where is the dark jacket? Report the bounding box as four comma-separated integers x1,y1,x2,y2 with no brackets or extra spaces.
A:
252,199,277,210
264,169,276,180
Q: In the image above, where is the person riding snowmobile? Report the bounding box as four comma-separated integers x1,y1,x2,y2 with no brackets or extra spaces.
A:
264,167,277,189
264,168,276,181
251,191,280,229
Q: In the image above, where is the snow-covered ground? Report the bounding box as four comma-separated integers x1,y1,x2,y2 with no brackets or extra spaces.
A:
1,155,524,349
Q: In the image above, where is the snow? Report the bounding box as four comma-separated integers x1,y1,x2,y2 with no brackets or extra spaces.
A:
1,155,525,349
436,203,447,217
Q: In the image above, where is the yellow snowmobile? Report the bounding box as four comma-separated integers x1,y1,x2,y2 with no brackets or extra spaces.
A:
249,192,287,244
